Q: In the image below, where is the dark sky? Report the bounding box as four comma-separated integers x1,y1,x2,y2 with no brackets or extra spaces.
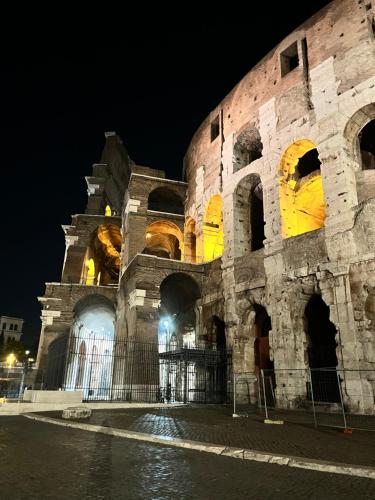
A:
0,2,332,349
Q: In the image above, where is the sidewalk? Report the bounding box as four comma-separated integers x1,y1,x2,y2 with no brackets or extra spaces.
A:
39,404,375,469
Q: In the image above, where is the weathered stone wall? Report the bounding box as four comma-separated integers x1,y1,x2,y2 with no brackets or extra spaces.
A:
182,0,375,409
37,0,375,411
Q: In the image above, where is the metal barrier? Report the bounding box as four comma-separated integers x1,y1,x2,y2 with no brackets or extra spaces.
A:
45,335,232,404
233,368,375,431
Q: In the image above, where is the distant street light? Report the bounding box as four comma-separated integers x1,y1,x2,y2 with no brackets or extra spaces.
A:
6,353,16,368
18,351,34,399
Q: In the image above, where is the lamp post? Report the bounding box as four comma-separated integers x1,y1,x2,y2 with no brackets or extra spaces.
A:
18,350,33,400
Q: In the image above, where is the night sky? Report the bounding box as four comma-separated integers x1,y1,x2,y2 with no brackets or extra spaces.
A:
1,2,332,350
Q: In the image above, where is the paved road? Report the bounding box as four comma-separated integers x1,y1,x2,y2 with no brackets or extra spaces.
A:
45,405,375,467
0,417,374,499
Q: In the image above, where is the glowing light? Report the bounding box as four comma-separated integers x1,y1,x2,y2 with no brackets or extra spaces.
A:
6,353,16,368
86,258,95,285
279,139,326,238
203,195,224,261
105,205,112,216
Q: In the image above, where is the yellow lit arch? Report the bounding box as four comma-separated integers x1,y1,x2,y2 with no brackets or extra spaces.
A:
279,139,326,238
105,205,112,216
86,258,95,285
145,221,184,260
203,195,224,261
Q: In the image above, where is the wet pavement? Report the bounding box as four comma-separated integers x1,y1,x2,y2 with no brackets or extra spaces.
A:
1,416,375,499
43,405,375,468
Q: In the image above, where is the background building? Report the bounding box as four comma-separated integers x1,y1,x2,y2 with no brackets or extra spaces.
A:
0,316,24,344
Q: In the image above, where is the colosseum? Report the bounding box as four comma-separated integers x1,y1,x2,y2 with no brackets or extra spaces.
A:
36,0,375,413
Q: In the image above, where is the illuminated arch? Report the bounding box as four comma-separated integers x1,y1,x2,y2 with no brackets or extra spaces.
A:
86,258,95,285
105,205,112,216
203,195,224,261
279,139,326,238
143,220,184,260
82,224,121,286
65,294,115,399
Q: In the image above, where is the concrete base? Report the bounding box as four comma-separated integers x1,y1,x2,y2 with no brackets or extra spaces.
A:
23,390,84,404
0,401,183,415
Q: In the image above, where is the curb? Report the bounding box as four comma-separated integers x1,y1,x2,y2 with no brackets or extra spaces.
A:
24,414,375,480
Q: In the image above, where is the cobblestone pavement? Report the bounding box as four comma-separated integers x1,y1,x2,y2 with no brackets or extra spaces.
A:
1,416,375,499
43,405,375,467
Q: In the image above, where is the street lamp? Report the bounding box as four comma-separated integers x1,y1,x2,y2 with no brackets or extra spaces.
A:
18,351,34,399
6,352,16,369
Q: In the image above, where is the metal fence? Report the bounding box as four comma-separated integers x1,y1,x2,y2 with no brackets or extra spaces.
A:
233,368,375,431
45,335,232,404
0,366,37,399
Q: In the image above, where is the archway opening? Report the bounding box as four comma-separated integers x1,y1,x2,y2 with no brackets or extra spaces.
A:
203,195,224,261
234,174,265,255
143,221,183,260
233,127,263,172
159,273,200,346
213,316,226,351
250,180,265,251
253,304,273,371
304,295,340,402
279,140,326,238
82,224,121,286
148,187,184,214
158,273,201,402
65,295,115,400
359,119,375,170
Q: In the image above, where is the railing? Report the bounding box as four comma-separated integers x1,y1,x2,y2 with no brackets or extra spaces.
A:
44,335,232,404
233,368,375,431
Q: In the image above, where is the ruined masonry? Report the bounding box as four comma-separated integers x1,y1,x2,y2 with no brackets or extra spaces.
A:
37,0,375,412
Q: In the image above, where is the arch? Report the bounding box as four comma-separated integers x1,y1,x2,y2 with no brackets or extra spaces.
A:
213,316,226,351
234,174,265,255
279,139,326,238
343,104,375,203
159,272,201,349
253,304,273,370
233,127,263,173
73,293,116,316
344,103,375,164
66,294,115,399
304,294,339,403
203,195,224,261
184,218,196,263
148,187,184,214
143,220,184,260
105,204,112,216
82,224,122,285
359,120,375,170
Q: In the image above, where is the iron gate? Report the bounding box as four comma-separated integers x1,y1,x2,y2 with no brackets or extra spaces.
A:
49,335,232,404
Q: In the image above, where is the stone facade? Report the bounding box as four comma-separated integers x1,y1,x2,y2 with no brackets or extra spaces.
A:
37,0,375,412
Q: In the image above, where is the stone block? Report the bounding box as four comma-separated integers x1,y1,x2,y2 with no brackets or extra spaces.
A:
62,406,92,419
